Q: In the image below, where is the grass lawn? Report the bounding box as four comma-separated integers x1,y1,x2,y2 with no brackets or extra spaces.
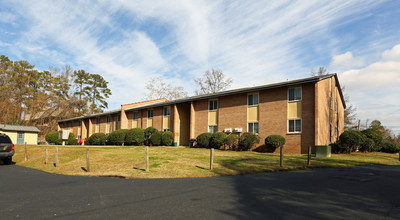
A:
12,144,400,178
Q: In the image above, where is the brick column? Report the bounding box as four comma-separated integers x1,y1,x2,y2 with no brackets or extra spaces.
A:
173,104,180,146
190,101,195,139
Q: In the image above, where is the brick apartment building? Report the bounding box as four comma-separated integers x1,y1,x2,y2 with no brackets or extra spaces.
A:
58,74,345,153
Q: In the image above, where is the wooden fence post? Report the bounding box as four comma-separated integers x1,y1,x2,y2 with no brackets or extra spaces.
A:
45,148,48,164
280,145,284,167
86,147,90,172
210,148,214,170
307,145,311,166
55,146,59,167
145,146,149,172
24,142,28,161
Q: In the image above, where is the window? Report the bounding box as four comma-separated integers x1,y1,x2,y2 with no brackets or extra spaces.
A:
17,132,23,139
163,128,170,132
63,123,66,129
288,119,302,133
209,100,218,111
78,121,81,127
248,122,259,134
70,122,73,128
147,110,153,118
288,87,302,101
117,115,121,122
163,107,171,116
96,118,100,125
106,117,111,123
78,135,81,139
208,125,218,133
132,112,138,120
248,94,259,106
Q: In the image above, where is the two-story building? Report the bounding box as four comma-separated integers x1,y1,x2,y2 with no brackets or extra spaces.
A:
58,74,345,153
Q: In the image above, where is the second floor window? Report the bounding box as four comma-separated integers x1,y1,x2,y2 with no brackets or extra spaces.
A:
163,107,171,116
288,87,302,101
248,94,259,106
133,112,138,120
106,117,111,123
209,100,218,111
147,110,153,118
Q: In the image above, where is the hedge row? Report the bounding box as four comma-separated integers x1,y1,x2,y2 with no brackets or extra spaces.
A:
45,131,77,145
332,130,400,154
87,127,174,146
195,132,262,151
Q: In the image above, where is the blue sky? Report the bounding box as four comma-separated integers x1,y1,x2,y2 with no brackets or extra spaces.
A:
1,0,400,134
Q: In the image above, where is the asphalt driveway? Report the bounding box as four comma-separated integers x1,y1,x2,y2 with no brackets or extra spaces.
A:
1,164,400,219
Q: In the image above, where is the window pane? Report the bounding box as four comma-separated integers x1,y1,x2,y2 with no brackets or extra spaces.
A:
295,88,302,100
289,120,294,132
248,95,253,106
254,122,259,134
254,94,259,105
214,101,218,110
295,119,301,132
289,89,294,101
248,123,253,132
133,112,138,120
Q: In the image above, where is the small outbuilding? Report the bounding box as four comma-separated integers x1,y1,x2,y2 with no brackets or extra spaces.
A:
0,124,40,145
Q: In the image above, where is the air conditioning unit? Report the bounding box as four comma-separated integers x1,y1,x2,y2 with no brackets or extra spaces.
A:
234,128,243,132
223,128,232,133
58,130,70,140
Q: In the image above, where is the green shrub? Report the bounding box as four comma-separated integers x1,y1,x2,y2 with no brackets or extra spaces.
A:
238,132,260,151
210,132,227,149
330,142,345,154
361,129,384,151
196,133,213,148
224,134,239,150
144,127,158,145
359,138,375,152
125,128,145,146
162,131,174,146
45,131,61,145
338,131,366,153
382,142,400,153
149,131,163,146
108,129,129,145
265,135,286,152
87,133,107,145
67,133,78,145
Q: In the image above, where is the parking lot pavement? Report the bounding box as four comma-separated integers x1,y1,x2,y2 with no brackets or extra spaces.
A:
1,164,400,219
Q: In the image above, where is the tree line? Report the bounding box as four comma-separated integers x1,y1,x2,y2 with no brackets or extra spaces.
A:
0,55,111,136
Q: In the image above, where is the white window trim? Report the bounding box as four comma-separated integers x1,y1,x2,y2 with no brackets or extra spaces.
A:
208,100,218,111
287,118,302,133
247,122,259,134
247,94,259,107
288,87,302,102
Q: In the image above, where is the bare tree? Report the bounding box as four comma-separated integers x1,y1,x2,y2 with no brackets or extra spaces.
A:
144,77,188,100
194,68,232,95
311,67,329,76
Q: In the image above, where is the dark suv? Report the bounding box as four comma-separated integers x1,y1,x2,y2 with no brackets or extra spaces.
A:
0,133,14,165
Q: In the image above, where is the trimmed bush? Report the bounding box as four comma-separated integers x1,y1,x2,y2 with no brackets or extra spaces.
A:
108,129,129,145
149,131,163,146
162,131,174,146
144,127,158,145
210,132,227,149
67,133,78,145
382,142,400,153
265,135,286,152
238,132,260,151
361,129,383,151
224,134,239,150
45,131,61,145
338,131,366,153
125,128,145,146
196,133,213,148
87,133,107,145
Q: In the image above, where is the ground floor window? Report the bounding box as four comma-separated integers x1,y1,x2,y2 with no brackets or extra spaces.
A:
208,125,218,133
248,122,259,134
288,119,302,133
17,132,23,139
